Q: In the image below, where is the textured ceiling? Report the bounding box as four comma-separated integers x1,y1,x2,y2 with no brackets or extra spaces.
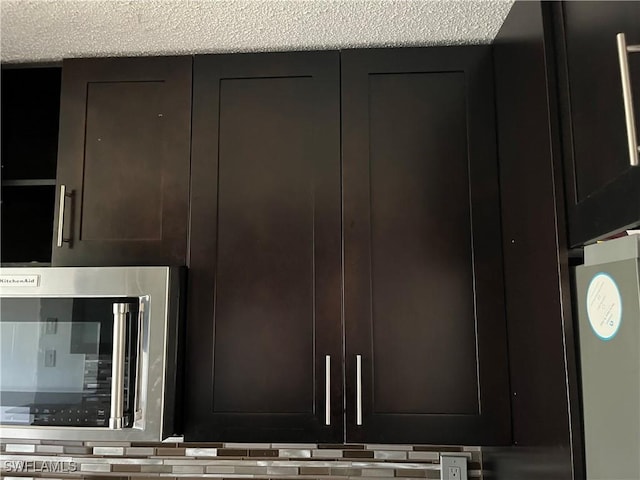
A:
0,0,514,64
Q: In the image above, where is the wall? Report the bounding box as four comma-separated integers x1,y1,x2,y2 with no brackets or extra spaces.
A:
1,440,482,479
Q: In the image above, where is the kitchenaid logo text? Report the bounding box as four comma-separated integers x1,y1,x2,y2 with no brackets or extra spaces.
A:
0,274,40,286
3,459,77,473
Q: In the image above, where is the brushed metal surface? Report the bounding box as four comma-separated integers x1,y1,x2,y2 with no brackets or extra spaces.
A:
109,303,129,430
56,184,67,247
0,266,172,441
325,354,331,426
356,354,362,426
617,33,640,166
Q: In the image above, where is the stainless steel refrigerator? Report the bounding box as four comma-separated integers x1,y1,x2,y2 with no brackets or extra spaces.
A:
575,235,640,480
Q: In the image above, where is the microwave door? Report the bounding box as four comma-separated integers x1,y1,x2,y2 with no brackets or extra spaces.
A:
0,296,140,429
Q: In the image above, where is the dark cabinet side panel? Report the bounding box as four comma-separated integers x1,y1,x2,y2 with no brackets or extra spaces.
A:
52,57,192,266
487,2,581,479
185,52,343,442
342,47,510,445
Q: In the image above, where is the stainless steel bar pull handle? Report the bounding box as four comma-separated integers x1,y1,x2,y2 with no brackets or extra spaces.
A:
134,302,145,420
110,303,129,430
325,355,331,426
56,185,72,247
356,354,362,426
616,33,640,166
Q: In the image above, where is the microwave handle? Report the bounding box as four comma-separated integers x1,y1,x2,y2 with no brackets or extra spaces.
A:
109,303,129,429
133,301,144,420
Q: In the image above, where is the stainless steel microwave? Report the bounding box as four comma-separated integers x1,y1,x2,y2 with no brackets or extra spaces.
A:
0,266,184,441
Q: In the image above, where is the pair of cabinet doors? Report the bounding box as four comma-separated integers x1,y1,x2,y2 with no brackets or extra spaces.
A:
185,49,510,445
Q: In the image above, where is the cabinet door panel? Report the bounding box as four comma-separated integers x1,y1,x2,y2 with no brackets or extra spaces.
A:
82,82,164,241
342,48,510,445
186,52,342,442
557,1,640,244
52,57,191,266
213,77,315,415
369,72,478,415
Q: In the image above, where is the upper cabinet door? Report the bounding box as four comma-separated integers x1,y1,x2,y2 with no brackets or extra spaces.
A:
52,57,192,266
185,52,343,442
342,48,511,445
556,1,640,245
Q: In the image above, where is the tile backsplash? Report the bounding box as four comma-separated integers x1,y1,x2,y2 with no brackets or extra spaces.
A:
0,440,482,479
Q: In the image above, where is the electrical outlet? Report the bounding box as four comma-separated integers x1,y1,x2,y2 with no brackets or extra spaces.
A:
440,455,468,480
45,317,58,334
44,349,56,367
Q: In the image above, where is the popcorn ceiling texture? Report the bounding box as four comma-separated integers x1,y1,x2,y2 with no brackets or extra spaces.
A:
0,0,513,63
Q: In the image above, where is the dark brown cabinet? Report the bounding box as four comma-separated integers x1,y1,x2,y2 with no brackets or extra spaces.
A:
185,48,511,444
342,48,510,445
2,48,511,445
554,1,640,246
52,57,192,266
185,52,344,442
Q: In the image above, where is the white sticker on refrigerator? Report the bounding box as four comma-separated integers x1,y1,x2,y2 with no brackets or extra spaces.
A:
586,273,622,341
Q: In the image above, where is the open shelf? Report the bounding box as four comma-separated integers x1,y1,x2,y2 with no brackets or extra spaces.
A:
1,185,56,263
1,179,57,187
1,66,61,263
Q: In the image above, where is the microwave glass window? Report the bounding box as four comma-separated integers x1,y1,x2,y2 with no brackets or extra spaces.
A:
0,297,139,427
